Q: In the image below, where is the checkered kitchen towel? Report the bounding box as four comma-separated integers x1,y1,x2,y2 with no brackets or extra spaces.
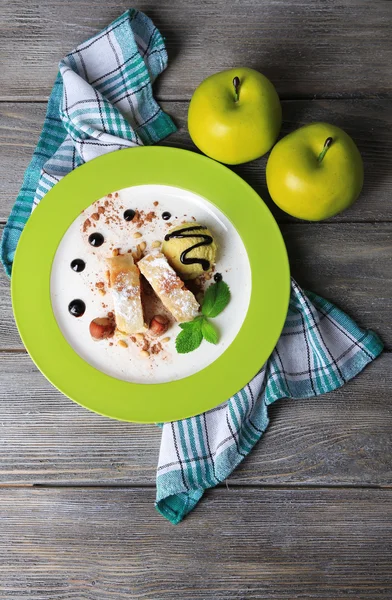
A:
0,9,176,275
1,10,383,524
157,280,383,523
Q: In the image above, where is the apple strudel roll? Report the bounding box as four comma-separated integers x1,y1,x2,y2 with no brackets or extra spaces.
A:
138,253,199,323
106,254,144,334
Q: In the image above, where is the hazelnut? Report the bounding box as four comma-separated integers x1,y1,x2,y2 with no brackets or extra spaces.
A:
149,315,169,337
89,317,115,341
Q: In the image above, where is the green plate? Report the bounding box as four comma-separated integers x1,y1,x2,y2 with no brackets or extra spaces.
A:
12,147,290,423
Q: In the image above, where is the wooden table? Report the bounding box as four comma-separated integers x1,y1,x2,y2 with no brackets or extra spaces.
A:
0,1,391,598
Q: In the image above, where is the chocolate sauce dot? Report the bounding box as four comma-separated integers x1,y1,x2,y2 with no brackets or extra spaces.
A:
162,211,171,221
214,273,223,282
70,259,85,273
68,299,86,318
123,209,136,222
88,232,104,247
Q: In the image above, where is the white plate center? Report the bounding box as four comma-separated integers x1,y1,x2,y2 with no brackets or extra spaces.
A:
50,184,251,384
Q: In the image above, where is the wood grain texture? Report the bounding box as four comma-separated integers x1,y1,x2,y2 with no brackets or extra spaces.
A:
0,487,391,599
1,222,390,350
0,351,390,485
0,0,391,101
1,99,391,223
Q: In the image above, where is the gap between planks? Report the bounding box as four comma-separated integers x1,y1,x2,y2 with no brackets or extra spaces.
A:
0,93,391,103
0,483,391,490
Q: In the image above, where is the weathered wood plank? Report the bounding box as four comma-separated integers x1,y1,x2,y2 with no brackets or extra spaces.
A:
1,223,390,350
0,0,391,101
0,99,391,223
0,351,390,485
0,487,391,599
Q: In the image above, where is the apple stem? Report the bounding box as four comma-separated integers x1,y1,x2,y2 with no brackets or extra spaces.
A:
233,76,240,102
318,137,333,163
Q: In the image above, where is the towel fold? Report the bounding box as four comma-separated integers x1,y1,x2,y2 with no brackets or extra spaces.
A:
0,9,176,275
156,279,382,523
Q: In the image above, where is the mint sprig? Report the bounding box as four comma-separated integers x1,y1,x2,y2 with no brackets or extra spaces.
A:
176,280,231,354
202,280,231,318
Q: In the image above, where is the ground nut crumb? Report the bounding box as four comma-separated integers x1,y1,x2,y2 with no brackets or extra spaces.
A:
118,340,128,348
108,312,114,318
112,248,120,256
140,350,150,358
91,212,100,221
96,282,105,289
83,218,91,232
142,339,150,352
134,333,144,342
130,336,137,343
139,241,147,252
98,206,105,214
153,201,159,206
98,289,106,296
133,232,142,239
161,337,170,343
152,240,161,248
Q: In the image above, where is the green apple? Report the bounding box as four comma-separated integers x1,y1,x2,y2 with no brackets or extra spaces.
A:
266,122,364,221
188,67,282,165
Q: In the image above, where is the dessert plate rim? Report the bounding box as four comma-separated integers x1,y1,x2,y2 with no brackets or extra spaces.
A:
12,147,290,423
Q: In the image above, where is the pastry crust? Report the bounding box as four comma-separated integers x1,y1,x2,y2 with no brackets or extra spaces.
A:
138,253,199,323
106,254,144,334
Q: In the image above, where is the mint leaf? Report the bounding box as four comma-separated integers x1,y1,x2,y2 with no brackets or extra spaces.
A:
202,280,231,318
176,319,203,354
178,322,194,330
178,316,204,330
201,319,218,344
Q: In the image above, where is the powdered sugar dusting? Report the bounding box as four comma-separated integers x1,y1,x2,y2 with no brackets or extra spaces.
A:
138,253,200,323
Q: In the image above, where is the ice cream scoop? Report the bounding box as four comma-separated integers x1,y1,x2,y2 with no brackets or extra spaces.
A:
162,222,217,280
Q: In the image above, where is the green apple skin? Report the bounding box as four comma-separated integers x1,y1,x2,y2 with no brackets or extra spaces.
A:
188,67,282,165
266,123,364,221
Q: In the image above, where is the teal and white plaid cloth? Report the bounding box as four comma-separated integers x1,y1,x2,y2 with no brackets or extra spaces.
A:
0,8,176,275
1,11,383,524
156,280,382,522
